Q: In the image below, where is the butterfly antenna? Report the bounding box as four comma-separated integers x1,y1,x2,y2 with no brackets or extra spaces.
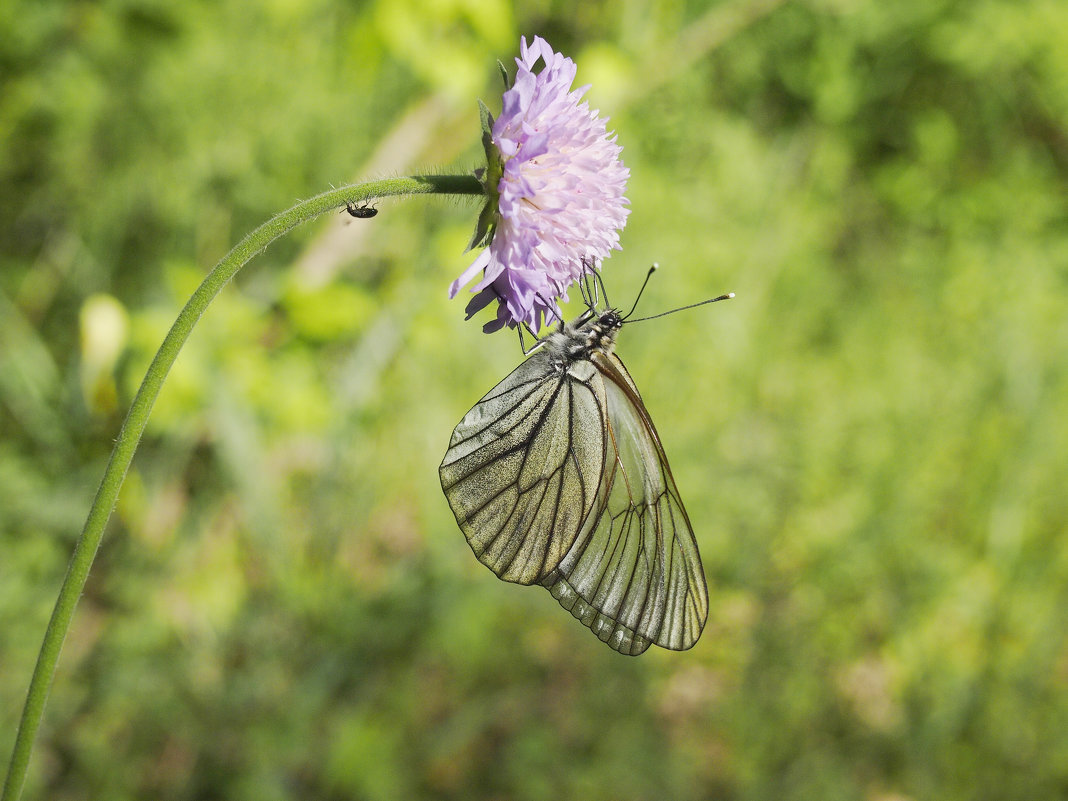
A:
626,291,735,323
620,264,661,320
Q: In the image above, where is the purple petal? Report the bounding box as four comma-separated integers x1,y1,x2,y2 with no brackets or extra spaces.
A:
449,35,630,333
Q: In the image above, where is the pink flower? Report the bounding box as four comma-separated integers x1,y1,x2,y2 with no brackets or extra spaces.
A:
450,35,630,332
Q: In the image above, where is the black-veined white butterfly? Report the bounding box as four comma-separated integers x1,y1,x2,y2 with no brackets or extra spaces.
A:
440,267,731,655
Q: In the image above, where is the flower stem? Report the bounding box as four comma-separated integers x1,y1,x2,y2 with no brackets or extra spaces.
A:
1,173,483,801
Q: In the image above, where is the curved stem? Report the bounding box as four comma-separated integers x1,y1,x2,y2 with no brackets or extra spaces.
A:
1,173,483,801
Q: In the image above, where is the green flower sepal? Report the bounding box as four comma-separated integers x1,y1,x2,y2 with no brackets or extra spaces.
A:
466,98,504,253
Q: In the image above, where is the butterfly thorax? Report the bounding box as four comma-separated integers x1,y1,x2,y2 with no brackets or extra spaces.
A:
546,309,623,369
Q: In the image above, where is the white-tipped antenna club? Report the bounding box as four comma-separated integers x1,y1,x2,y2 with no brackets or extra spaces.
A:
624,262,735,323
622,263,660,319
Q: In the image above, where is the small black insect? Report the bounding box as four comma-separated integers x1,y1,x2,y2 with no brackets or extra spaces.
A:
341,201,378,219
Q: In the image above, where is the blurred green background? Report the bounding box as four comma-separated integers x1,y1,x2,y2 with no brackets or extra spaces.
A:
2,0,1067,799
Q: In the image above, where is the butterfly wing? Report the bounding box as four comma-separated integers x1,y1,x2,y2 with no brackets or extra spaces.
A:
541,350,709,655
439,349,607,585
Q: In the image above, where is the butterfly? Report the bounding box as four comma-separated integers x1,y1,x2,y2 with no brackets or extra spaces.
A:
440,267,731,654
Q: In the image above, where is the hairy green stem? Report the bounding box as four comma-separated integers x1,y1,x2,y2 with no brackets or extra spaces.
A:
2,174,483,801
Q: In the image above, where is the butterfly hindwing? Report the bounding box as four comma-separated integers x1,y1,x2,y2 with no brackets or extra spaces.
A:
439,350,606,585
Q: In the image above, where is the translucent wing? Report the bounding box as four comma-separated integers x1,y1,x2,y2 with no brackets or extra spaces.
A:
439,350,607,585
541,351,709,655
440,341,708,656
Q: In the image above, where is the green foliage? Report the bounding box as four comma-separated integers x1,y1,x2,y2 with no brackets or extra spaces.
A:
3,0,1068,799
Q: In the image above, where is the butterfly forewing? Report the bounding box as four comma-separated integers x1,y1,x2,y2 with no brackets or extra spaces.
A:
607,352,708,647
541,351,708,654
440,308,709,655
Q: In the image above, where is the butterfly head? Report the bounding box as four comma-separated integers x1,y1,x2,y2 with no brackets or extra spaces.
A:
593,308,624,337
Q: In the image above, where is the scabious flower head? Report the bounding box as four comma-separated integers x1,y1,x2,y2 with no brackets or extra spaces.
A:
450,35,630,332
